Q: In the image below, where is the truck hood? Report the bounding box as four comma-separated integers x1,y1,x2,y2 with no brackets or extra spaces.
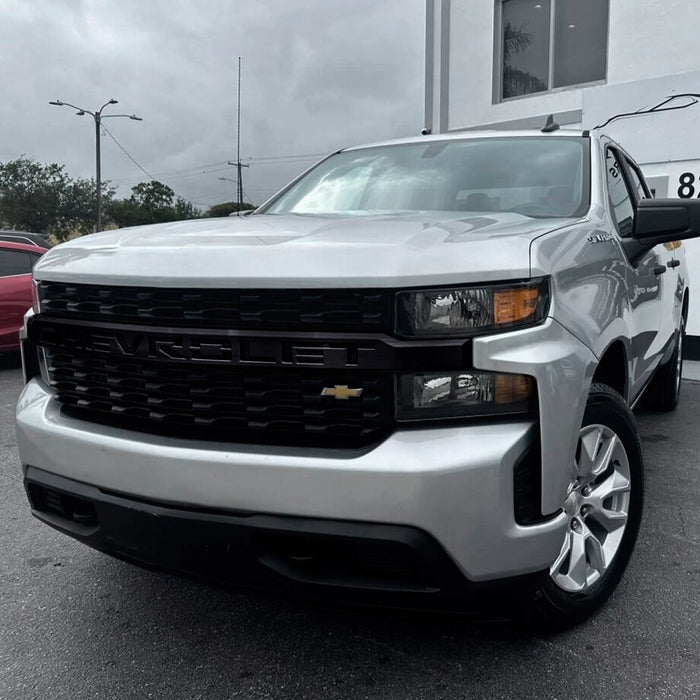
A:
34,213,578,288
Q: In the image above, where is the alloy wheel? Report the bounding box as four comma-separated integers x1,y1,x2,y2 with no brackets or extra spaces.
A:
550,424,631,593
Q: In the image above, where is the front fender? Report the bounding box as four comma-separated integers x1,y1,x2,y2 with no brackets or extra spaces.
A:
473,318,597,515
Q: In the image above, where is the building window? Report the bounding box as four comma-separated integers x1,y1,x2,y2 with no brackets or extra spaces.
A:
500,0,609,100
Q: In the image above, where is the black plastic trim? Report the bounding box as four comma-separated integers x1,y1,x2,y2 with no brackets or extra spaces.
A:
512,437,561,525
20,335,40,384
684,334,700,361
29,315,473,372
37,282,394,334
23,466,543,611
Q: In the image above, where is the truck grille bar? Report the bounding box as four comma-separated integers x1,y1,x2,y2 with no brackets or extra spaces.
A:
44,348,394,447
38,282,393,333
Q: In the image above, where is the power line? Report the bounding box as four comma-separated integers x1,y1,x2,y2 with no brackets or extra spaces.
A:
108,150,328,186
101,123,155,181
102,125,207,207
110,160,230,183
95,123,301,208
245,151,328,162
105,160,303,188
114,165,233,184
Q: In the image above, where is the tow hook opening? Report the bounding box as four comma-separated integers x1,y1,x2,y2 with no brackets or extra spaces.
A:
27,483,98,527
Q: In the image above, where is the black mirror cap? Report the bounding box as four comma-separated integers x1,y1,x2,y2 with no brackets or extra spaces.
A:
634,198,700,244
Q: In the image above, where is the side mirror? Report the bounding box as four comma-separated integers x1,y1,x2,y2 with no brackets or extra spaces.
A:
634,198,700,245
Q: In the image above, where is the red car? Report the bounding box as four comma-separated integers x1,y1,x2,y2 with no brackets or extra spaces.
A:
0,240,47,353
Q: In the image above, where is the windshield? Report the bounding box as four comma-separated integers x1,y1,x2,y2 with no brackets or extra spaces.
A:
260,137,589,218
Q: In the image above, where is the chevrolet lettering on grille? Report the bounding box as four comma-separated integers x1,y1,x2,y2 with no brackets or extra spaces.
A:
33,323,380,369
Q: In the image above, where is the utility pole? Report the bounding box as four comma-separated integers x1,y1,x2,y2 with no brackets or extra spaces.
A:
225,158,249,211
49,98,142,232
227,57,249,214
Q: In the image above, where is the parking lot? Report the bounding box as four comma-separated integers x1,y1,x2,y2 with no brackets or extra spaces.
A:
1,356,699,699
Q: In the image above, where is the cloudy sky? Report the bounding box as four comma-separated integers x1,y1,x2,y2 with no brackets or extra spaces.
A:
1,0,425,209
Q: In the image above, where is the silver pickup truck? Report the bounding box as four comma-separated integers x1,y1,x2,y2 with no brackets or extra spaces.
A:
16,129,699,628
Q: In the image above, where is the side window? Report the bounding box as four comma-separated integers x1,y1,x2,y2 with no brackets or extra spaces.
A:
0,250,33,277
624,158,650,201
605,149,634,236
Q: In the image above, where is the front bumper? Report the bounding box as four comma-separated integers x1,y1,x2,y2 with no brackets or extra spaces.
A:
17,378,568,585
24,466,544,611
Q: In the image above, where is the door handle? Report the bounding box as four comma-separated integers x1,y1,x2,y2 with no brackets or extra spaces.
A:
667,259,681,269
653,265,667,275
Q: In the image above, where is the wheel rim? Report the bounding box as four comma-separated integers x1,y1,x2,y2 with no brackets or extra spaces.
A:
549,424,631,593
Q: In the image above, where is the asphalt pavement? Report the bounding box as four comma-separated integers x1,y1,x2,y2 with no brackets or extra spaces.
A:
1,356,699,700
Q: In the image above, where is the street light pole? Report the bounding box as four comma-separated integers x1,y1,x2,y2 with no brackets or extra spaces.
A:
95,113,102,232
49,98,143,232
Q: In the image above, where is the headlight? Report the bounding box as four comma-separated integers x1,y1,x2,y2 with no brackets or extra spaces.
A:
396,279,549,337
396,371,536,421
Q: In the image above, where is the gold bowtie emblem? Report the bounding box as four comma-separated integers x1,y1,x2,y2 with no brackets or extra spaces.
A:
321,385,363,400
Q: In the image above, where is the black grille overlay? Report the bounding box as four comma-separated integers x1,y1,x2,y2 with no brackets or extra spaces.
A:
38,282,393,332
45,349,393,447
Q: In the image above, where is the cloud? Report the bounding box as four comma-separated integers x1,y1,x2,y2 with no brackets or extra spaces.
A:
0,0,424,209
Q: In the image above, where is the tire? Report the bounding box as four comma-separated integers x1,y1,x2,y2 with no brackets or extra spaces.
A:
645,316,685,412
522,382,644,632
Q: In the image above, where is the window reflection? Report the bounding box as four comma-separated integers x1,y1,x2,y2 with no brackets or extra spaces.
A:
605,151,634,236
624,160,648,201
502,0,551,99
500,0,609,99
263,138,588,219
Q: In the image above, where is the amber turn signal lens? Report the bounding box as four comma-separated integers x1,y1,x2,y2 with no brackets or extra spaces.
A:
493,287,539,325
495,374,535,405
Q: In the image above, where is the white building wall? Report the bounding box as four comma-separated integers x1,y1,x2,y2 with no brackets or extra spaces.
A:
436,0,700,132
582,73,700,164
447,0,582,131
607,0,699,85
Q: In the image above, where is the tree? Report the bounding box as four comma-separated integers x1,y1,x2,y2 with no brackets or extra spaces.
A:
131,180,175,212
58,178,115,240
503,65,548,99
502,21,547,99
108,180,202,228
173,196,202,220
204,201,256,218
0,161,202,238
107,197,147,229
503,21,533,61
0,157,113,241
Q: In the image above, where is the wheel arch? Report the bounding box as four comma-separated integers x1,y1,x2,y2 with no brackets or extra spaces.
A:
592,340,628,402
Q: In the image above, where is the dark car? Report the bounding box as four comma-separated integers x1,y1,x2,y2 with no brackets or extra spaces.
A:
0,240,47,352
0,230,52,249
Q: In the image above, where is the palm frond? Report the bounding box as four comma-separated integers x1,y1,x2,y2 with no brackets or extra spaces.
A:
503,21,533,60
